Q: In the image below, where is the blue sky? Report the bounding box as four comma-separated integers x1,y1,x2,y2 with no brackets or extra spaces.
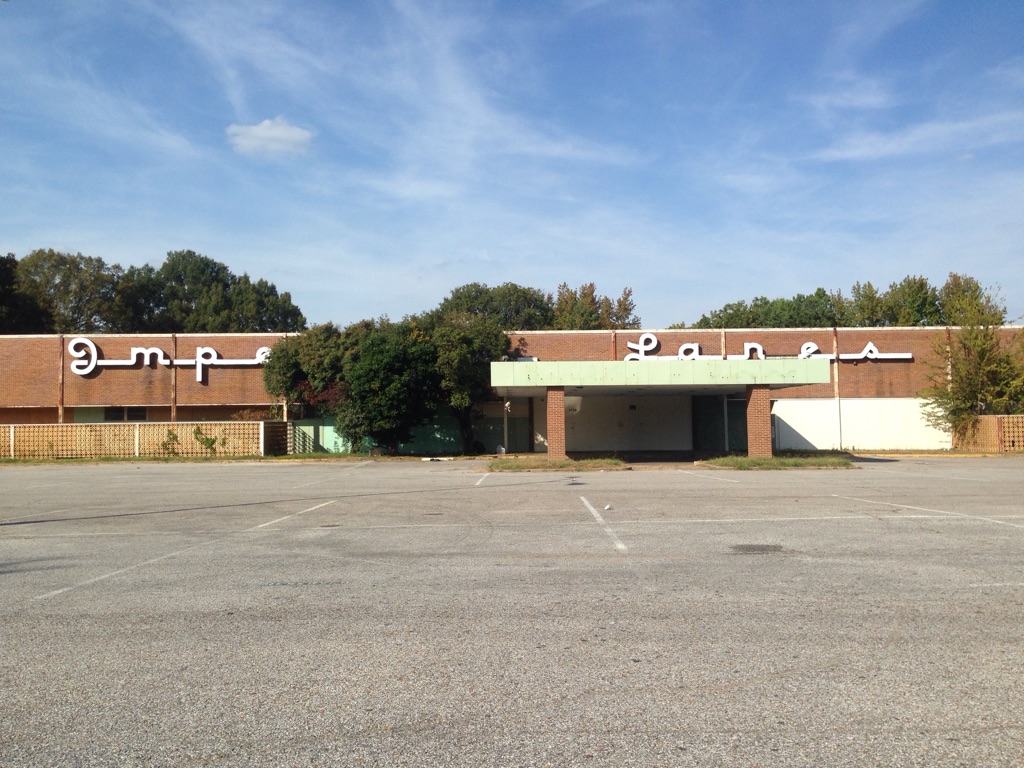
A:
2,0,1022,328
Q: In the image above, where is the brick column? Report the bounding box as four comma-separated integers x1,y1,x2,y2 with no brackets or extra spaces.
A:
546,387,567,460
745,384,772,458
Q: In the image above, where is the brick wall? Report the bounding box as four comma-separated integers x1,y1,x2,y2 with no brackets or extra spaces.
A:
545,387,566,460
745,385,773,457
0,334,284,419
0,336,63,406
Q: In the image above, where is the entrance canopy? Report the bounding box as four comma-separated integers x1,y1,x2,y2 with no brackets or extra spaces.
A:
491,358,830,398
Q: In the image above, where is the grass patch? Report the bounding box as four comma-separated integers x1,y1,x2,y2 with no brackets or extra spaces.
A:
701,451,853,470
488,456,627,472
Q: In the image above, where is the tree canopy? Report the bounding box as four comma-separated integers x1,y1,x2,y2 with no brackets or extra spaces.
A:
5,248,307,334
1,253,50,333
920,279,1022,437
680,274,1006,329
552,283,641,330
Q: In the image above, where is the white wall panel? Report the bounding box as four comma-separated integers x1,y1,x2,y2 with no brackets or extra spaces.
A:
772,398,951,451
565,395,692,451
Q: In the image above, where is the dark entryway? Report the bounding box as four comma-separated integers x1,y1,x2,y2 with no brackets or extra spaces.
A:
692,395,747,453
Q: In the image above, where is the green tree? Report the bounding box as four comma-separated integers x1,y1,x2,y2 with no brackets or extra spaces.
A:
1,252,50,332
431,312,510,453
552,283,640,330
938,273,1005,326
263,323,349,411
682,275,992,329
847,281,887,326
336,320,439,453
155,250,306,332
15,249,122,333
230,274,306,333
156,250,235,332
108,264,164,332
690,300,754,329
922,324,1024,440
922,278,1022,438
882,275,941,326
432,282,554,330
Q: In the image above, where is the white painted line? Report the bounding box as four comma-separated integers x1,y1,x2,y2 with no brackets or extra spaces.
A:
33,500,341,599
475,473,491,486
858,468,993,483
291,461,371,488
252,500,337,529
34,543,213,600
968,583,1024,588
678,471,740,483
1,508,74,523
832,494,1024,530
580,496,627,552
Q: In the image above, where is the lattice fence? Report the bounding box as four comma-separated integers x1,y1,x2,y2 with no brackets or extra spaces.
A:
999,415,1024,452
3,422,265,459
954,415,1024,452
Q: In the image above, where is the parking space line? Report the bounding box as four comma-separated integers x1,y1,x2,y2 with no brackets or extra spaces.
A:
832,494,1024,530
33,500,339,600
34,541,218,600
291,462,371,488
252,500,337,529
968,583,1024,588
580,496,627,552
475,473,490,486
1,508,74,523
678,471,740,483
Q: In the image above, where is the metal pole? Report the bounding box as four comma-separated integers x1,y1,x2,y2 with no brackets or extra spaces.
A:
502,389,509,453
833,326,842,451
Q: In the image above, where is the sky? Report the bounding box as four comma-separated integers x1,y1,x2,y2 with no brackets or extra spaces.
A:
2,0,1023,328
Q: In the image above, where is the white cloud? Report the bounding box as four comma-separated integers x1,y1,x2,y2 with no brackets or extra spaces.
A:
226,117,313,156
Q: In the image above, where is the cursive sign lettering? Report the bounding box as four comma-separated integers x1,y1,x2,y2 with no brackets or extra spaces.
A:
68,337,273,381
624,333,911,362
797,341,913,362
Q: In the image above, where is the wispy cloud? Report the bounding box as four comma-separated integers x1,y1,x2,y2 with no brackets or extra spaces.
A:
803,72,894,114
812,111,1024,161
226,117,313,156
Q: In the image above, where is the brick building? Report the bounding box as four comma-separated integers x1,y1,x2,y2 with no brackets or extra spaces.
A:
491,326,962,458
0,327,998,457
0,334,285,426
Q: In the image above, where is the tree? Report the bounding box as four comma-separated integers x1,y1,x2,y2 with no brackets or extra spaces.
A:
431,312,510,453
922,325,1024,440
263,323,348,412
155,250,306,332
1,252,50,332
847,281,887,327
336,320,439,453
156,250,235,332
15,249,121,333
431,282,554,330
230,274,306,333
922,278,1022,438
689,300,753,329
938,273,1005,327
681,274,994,329
882,275,941,326
552,283,640,330
689,289,842,329
107,264,164,332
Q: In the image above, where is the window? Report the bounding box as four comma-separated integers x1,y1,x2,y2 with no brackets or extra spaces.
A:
103,407,148,422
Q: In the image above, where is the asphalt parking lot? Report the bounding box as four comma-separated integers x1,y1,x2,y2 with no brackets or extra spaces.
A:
2,456,1023,767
